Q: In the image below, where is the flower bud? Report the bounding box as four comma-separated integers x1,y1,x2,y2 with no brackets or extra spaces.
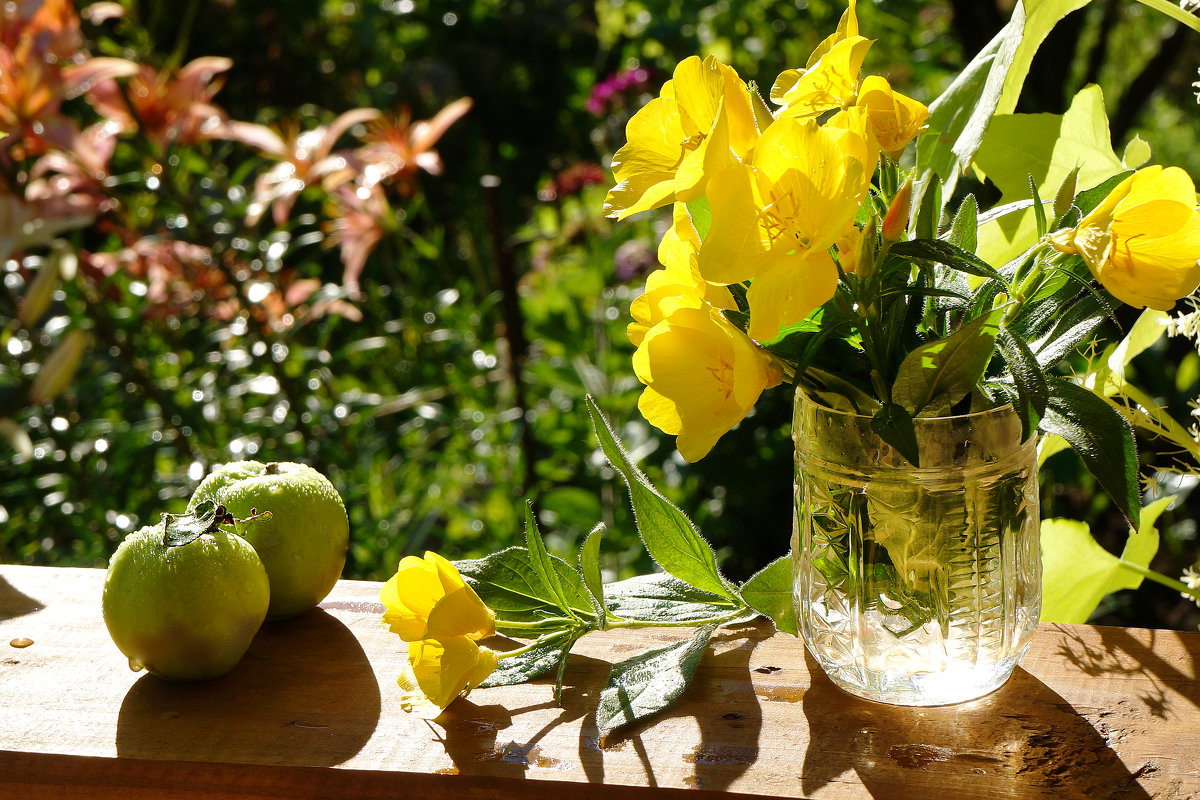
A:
881,179,913,242
30,329,89,405
17,254,61,329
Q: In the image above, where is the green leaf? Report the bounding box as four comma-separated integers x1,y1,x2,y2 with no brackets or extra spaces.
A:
524,501,578,621
481,631,576,687
685,196,712,240
1039,377,1140,530
586,396,735,601
1122,135,1151,169
1073,170,1133,216
891,306,1005,416
975,85,1125,267
914,0,1089,207
162,501,220,547
946,194,978,254
997,326,1048,440
889,239,1003,283
1131,0,1200,32
738,556,797,636
606,574,742,623
456,547,597,630
914,172,943,239
595,623,716,739
1029,175,1047,238
871,403,921,468
1040,497,1171,624
579,523,607,627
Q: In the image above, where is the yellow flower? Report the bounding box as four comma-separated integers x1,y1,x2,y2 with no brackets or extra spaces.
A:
380,551,495,642
396,635,499,719
604,56,758,220
697,116,873,341
1048,166,1200,310
628,204,737,347
854,75,928,159
772,35,874,121
770,0,861,109
634,305,782,461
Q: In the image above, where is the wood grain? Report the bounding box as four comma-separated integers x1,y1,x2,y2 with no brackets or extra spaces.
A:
2,565,1198,799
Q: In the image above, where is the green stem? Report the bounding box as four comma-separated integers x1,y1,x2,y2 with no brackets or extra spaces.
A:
608,607,748,629
497,632,571,659
1117,560,1200,603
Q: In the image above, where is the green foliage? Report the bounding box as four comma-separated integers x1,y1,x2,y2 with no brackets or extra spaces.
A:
1041,497,1171,623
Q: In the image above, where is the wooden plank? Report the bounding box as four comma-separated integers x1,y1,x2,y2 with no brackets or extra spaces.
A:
2,564,1198,799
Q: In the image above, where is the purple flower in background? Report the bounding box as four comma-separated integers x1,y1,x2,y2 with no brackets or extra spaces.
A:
586,68,651,116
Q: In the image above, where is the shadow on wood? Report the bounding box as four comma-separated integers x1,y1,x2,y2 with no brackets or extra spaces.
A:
594,624,768,793
800,650,1154,799
1054,624,1200,720
0,576,43,623
115,609,379,767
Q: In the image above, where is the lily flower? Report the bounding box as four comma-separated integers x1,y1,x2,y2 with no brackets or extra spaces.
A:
604,55,759,220
347,97,473,196
85,56,236,149
234,108,382,226
1048,166,1200,310
380,551,495,643
396,635,499,719
697,115,873,341
0,0,137,159
326,183,392,297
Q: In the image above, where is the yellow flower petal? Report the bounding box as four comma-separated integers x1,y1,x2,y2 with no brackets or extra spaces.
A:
775,36,873,120
634,306,780,461
397,637,499,719
381,551,495,642
605,57,758,218
697,116,871,338
854,75,929,159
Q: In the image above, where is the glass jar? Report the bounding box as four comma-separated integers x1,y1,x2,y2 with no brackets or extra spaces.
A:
791,389,1041,705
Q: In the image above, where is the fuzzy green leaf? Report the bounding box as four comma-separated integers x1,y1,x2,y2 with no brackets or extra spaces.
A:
162,501,220,547
586,396,735,601
481,631,576,687
946,194,979,254
1039,377,1140,530
997,326,1048,440
579,523,607,627
456,547,597,630
595,624,717,739
889,239,1003,283
524,501,578,621
606,574,742,623
738,556,798,636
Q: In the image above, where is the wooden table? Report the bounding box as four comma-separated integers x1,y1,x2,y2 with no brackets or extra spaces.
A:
2,564,1197,799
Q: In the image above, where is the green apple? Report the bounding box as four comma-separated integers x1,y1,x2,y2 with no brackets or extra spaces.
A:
103,502,270,681
188,461,349,619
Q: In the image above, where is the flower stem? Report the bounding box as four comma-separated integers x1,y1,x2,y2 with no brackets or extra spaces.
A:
1117,559,1200,604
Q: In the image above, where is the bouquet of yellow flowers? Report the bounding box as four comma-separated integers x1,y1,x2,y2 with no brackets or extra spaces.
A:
605,0,1200,532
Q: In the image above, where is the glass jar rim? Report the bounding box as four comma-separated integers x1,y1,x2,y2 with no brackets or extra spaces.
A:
796,386,1020,426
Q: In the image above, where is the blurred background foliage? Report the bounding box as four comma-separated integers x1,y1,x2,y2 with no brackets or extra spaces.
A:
2,0,1198,629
